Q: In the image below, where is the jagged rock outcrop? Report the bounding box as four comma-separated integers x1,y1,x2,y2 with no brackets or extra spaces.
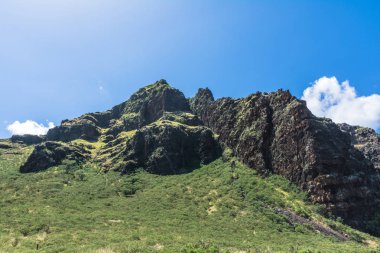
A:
11,134,45,145
191,88,380,235
101,120,220,174
20,141,90,173
23,80,220,175
46,118,100,142
46,79,190,142
339,123,380,170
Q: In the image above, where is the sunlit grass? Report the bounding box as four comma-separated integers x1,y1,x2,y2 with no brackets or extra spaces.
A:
0,145,379,252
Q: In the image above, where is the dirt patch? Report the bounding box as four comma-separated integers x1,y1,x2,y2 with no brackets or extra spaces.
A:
365,240,378,249
274,208,348,241
153,243,164,250
207,205,217,215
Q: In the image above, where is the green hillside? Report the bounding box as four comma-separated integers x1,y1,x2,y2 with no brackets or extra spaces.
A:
0,141,379,253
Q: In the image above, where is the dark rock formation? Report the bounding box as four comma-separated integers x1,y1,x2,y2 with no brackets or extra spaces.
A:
25,81,220,175
160,111,203,126
339,123,380,170
115,79,190,124
46,79,190,142
20,142,90,173
11,134,45,145
191,88,380,235
46,118,101,142
109,121,220,174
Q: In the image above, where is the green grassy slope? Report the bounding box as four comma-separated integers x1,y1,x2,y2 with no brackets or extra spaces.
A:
0,143,379,253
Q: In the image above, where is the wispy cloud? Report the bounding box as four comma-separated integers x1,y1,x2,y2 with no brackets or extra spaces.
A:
302,76,380,130
6,120,55,136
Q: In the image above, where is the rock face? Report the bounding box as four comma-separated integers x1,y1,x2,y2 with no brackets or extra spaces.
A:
46,79,190,142
11,135,45,145
20,142,90,173
107,121,220,174
339,123,380,171
191,88,380,235
0,142,12,149
46,119,100,142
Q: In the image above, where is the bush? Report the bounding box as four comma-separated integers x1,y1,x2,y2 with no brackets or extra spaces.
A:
181,241,220,253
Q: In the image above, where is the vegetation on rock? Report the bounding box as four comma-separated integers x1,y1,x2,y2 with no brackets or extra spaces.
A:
191,87,380,236
20,141,90,173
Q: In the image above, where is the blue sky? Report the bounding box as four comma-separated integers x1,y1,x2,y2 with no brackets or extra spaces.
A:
1,0,380,138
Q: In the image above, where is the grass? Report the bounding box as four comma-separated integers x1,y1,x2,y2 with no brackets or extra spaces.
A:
150,119,198,129
116,130,137,139
71,139,105,152
0,144,379,253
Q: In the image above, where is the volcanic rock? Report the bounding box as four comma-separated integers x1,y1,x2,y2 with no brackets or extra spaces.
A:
191,87,380,235
46,79,191,142
98,118,220,174
11,134,45,145
339,123,380,170
20,141,90,173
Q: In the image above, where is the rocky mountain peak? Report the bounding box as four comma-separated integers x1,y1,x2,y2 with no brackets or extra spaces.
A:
122,79,190,117
195,87,215,101
45,80,191,142
21,81,221,176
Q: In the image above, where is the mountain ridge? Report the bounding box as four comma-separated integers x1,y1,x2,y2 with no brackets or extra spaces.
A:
9,80,380,237
191,86,380,235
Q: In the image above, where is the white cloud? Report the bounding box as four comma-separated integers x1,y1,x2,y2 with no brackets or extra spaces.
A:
302,76,380,130
6,120,55,136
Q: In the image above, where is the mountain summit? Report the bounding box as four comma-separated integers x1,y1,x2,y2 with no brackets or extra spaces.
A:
21,80,220,175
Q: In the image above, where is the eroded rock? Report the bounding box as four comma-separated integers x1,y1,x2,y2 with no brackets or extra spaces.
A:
11,135,45,145
99,119,221,174
339,123,380,170
191,87,380,235
20,142,90,173
46,79,191,142
46,118,100,142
